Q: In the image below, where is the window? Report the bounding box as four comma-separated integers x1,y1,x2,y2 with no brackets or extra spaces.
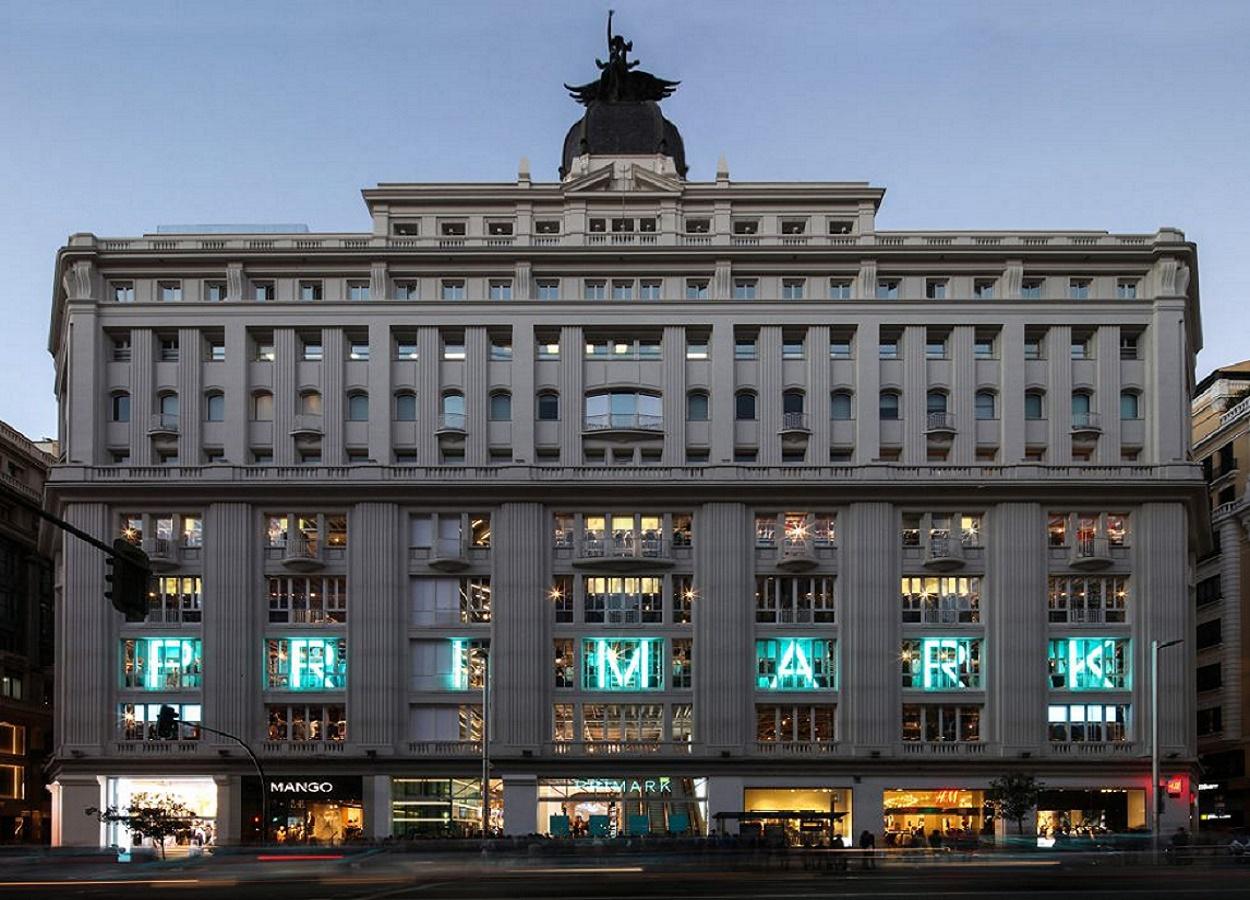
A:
391,281,417,300
900,577,981,624
1197,707,1222,737
347,393,369,421
392,391,417,422
253,281,275,301
442,338,465,361
975,391,996,420
879,391,900,421
828,220,854,235
535,220,561,235
0,723,24,756
685,218,710,234
902,705,981,743
1069,278,1091,300
974,335,995,359
782,390,804,418
581,638,664,690
204,392,224,422
830,391,853,420
733,219,759,235
1071,391,1092,421
537,338,560,360
780,219,807,235
611,280,633,300
268,576,347,624
830,337,852,359
973,279,996,299
687,391,709,421
583,391,662,429
120,703,202,742
926,390,947,415
440,280,465,301
440,221,466,237
1116,279,1139,299
204,337,225,362
686,280,710,300
735,337,757,361
299,390,322,416
147,576,203,624
671,639,693,689
876,279,899,300
266,637,347,690
1196,575,1221,608
1196,618,1222,650
489,392,511,422
925,337,947,360
1197,663,1222,693
267,704,346,742
639,279,662,300
1021,278,1043,300
252,391,273,421
755,576,835,624
487,221,514,236
781,279,805,300
1025,390,1045,420
588,218,606,233
157,392,179,425
530,278,559,301
782,337,805,360
158,281,182,302
112,282,135,303
1048,576,1128,624
299,281,323,301
583,280,606,301
825,279,853,300
733,279,758,300
112,335,132,361
755,638,835,690
1047,638,1130,690
925,279,948,300
111,392,130,423
254,337,276,361
1025,333,1044,360
159,337,179,362
901,638,982,690
302,338,323,362
1048,703,1129,743
583,577,663,625
879,338,899,360
537,391,559,421
757,705,835,743
685,339,709,360
1119,391,1140,420
121,638,203,689
735,391,757,421
488,280,512,301
205,281,227,302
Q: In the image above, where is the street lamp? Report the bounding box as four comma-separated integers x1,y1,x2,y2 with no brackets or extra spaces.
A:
480,648,490,840
1151,638,1183,847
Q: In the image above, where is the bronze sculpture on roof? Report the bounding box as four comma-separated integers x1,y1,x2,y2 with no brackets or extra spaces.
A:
564,10,680,106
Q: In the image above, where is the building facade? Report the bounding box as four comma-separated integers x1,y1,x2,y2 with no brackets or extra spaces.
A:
45,40,1206,848
1191,363,1250,828
0,421,55,842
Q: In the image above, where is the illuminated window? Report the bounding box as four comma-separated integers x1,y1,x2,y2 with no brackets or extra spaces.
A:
1047,576,1127,624
755,638,836,690
671,638,693,689
900,576,981,624
581,703,664,742
901,638,983,690
550,576,574,623
583,577,663,625
579,513,667,559
0,723,24,755
755,576,835,624
756,705,835,743
581,638,664,691
147,576,203,624
450,639,489,690
554,639,575,688
266,704,346,742
121,638,202,689
673,575,695,625
1047,703,1128,742
265,638,347,690
1047,638,1130,690
902,704,981,742
553,704,575,742
119,703,202,742
268,576,347,624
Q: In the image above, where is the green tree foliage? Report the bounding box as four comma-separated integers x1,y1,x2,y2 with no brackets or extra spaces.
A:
988,774,1043,835
87,791,202,859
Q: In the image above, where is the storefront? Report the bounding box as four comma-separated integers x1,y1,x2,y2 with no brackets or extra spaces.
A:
1036,788,1146,843
538,777,706,837
740,787,851,845
883,789,992,846
104,776,217,853
390,778,501,838
242,776,362,844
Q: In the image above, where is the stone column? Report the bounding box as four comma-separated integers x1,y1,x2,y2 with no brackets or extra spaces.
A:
273,328,297,465
1095,326,1121,464
364,775,393,839
50,775,104,847
1149,300,1189,463
203,502,259,743
223,320,249,464
950,325,975,462
214,775,241,844
502,774,538,835
58,503,111,753
368,322,392,462
1218,517,1243,740
999,322,1026,462
510,323,536,463
347,502,405,750
417,327,440,462
710,324,736,463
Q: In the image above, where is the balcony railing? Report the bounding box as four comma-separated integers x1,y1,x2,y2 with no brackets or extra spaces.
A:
141,537,178,570
754,741,840,755
147,413,180,436
1050,606,1124,624
549,741,694,756
581,535,668,559
900,741,986,755
1048,741,1136,756
779,412,810,433
261,740,346,754
925,412,956,434
923,535,965,570
407,740,483,756
1218,395,1250,429
583,413,664,433
280,534,323,570
1071,412,1102,433
436,412,467,434
1070,536,1112,568
114,740,201,754
289,414,323,437
902,603,979,625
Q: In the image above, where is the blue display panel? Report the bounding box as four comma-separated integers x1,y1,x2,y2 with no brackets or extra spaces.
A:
450,638,489,690
1047,638,1129,690
121,638,202,690
265,637,347,690
755,638,836,690
581,638,664,690
901,638,983,690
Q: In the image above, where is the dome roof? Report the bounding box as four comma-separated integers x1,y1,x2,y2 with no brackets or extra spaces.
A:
560,100,687,179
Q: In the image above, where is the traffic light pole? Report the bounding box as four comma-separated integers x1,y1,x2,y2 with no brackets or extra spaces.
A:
8,489,139,562
183,720,270,846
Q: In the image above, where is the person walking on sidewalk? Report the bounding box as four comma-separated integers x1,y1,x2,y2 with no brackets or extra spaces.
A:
859,830,876,870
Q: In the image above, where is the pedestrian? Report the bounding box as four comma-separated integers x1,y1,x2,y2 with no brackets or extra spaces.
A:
859,829,876,870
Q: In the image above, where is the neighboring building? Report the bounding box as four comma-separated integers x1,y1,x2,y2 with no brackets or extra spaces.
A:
45,25,1206,848
0,421,55,843
1191,362,1250,828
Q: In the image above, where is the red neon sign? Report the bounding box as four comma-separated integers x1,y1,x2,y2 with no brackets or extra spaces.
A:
1165,775,1185,797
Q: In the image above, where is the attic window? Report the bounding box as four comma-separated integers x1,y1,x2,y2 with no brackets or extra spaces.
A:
781,220,807,235
685,218,710,234
588,218,607,233
611,218,635,233
733,219,759,235
535,220,561,234
487,221,514,236
392,222,420,236
829,220,854,235
440,221,466,237
639,218,657,232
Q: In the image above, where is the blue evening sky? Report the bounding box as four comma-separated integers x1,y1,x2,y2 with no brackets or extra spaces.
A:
1,0,1247,439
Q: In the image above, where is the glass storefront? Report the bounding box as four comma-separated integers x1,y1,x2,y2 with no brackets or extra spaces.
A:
242,776,362,844
1036,788,1146,844
741,787,851,845
538,777,706,837
390,778,501,838
883,789,992,846
104,777,217,853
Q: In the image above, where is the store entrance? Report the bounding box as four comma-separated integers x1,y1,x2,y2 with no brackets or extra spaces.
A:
243,776,363,845
1036,788,1146,844
740,788,852,846
883,789,992,848
538,777,706,837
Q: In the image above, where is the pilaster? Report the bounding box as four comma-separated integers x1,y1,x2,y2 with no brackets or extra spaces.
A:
129,329,153,465
757,325,782,465
465,327,489,465
202,502,259,743
347,502,405,749
662,325,686,464
322,326,345,464
58,503,112,752
178,326,202,463
557,327,583,462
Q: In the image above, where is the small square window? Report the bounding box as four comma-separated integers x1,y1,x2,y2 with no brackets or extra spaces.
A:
537,340,560,360
440,280,465,301
1021,279,1043,300
925,339,947,360
830,338,852,359
1116,280,1139,299
610,218,634,233
734,448,758,463
206,339,225,362
686,448,710,464
584,280,606,301
394,281,418,300
638,218,657,233
733,279,758,300
782,339,805,360
1025,335,1045,360
588,218,606,233
395,338,418,360
732,219,759,235
536,280,560,300
1069,278,1092,300
112,336,131,361
735,338,757,361
440,221,466,236
302,340,322,362
828,220,854,235
876,279,899,300
686,341,709,361
685,218,710,234
781,279,805,300
535,220,561,235
639,280,662,300
392,221,420,236
974,336,995,360
443,340,466,361
611,280,634,300
973,279,996,299
925,279,948,300
158,281,182,302
487,221,514,236
686,280,710,301
780,219,807,235
488,280,513,301
159,338,179,362
828,279,852,300
490,338,513,361
1070,339,1089,360
205,282,227,302
299,281,323,301
253,282,275,301
393,449,418,463
879,340,899,360
112,282,135,303
349,341,369,361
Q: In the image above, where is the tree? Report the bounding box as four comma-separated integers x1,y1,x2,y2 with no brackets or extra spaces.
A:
988,774,1043,836
88,792,202,859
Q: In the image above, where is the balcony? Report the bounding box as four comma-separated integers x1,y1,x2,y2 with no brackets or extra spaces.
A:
779,413,810,435
1070,412,1102,436
900,741,986,756
923,535,965,571
289,414,323,438
548,741,694,757
903,603,979,626
582,413,664,436
260,740,346,755
407,740,482,756
776,538,818,572
1048,741,1137,756
147,413,180,437
114,740,201,755
1218,395,1250,429
141,537,179,571
436,412,467,435
428,537,471,573
1069,536,1113,569
280,534,324,571
573,535,674,570
754,741,841,756
925,412,957,436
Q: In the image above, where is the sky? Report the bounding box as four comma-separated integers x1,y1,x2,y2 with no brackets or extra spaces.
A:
1,0,1248,440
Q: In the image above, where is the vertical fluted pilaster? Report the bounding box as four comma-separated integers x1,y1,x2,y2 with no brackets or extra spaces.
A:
807,325,831,463
322,327,345,464
510,324,535,462
465,327,489,465
1095,326,1121,464
986,502,1047,749
347,502,405,748
1149,302,1189,462
662,325,686,464
693,502,753,750
491,502,551,749
417,327,440,462
129,329,154,465
902,325,926,463
367,322,392,462
558,327,583,462
1218,518,1243,741
1047,325,1073,464
758,326,782,464
950,325,975,462
58,503,111,751
1000,322,1026,462
203,502,258,743
854,322,880,463
223,321,249,464
710,324,736,463
839,502,899,750
178,326,202,463
65,310,102,464
273,329,297,466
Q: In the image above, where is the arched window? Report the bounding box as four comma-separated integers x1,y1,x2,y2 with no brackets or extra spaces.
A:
300,390,323,416
110,391,130,423
687,391,709,422
926,390,948,415
1025,390,1045,420
252,391,274,422
489,391,512,422
1119,390,1140,420
879,391,900,421
204,391,225,422
1071,391,1092,417
830,391,853,421
537,391,559,421
347,392,369,421
441,391,465,428
735,390,757,421
975,390,997,420
782,390,805,415
394,391,416,422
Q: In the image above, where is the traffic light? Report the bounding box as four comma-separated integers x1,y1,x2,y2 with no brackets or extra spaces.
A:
156,704,180,740
105,538,151,621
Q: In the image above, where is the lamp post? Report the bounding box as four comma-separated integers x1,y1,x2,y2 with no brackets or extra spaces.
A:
480,648,490,840
1151,638,1183,848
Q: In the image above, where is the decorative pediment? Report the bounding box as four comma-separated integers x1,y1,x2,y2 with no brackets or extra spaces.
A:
561,161,683,195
